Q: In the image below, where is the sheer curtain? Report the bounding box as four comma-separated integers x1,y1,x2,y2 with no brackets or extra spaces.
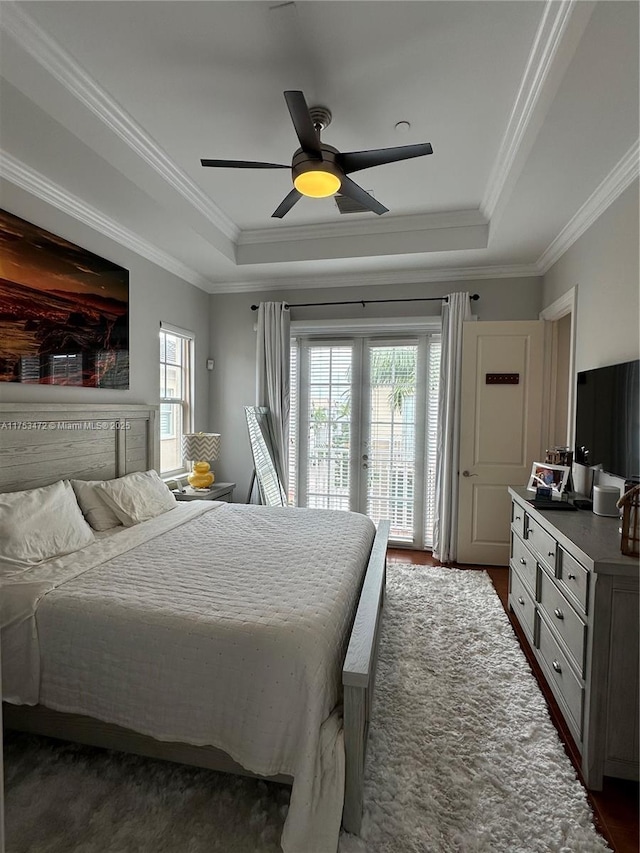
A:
432,292,472,563
255,301,291,491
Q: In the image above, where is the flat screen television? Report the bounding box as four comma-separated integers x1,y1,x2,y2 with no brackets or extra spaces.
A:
574,359,640,482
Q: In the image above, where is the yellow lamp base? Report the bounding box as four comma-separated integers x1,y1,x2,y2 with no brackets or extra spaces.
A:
188,461,214,490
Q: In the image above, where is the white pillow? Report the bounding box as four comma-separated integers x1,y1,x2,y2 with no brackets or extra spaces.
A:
0,480,95,576
70,479,123,531
95,470,176,527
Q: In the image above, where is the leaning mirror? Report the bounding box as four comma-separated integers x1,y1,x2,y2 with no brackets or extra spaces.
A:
245,406,287,506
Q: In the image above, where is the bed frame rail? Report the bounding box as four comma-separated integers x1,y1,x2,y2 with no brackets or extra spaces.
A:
341,519,389,834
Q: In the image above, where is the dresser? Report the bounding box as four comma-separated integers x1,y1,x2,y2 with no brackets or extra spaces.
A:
508,487,639,789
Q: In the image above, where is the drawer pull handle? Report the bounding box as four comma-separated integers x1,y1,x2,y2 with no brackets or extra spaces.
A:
518,596,525,605
552,660,562,674
567,573,576,580
554,608,564,620
515,515,521,520
520,558,527,565
548,551,555,557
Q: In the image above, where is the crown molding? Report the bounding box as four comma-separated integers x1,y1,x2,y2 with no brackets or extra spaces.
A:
537,140,639,274
238,209,487,246
1,151,212,292
207,263,540,294
1,3,239,243
482,0,595,220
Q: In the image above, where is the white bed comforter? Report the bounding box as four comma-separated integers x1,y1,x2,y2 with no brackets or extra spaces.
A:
1,502,376,853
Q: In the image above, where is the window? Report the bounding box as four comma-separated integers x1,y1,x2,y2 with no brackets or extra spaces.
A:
159,325,194,475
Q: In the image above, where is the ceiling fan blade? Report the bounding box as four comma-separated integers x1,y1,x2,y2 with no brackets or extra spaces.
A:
338,176,389,215
339,143,433,174
201,159,289,169
272,188,302,219
283,91,322,156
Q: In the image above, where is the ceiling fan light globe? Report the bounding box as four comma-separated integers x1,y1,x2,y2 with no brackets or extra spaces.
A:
294,170,341,198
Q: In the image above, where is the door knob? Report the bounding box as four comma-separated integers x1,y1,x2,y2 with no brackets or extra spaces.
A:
462,470,477,477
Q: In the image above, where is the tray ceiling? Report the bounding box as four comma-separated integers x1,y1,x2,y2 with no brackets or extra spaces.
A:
0,1,637,292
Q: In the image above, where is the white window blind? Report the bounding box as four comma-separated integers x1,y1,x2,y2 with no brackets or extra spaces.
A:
424,336,441,547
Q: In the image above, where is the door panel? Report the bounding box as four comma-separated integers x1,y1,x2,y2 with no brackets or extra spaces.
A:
457,321,544,565
474,335,534,465
365,343,419,543
471,483,515,545
301,343,353,511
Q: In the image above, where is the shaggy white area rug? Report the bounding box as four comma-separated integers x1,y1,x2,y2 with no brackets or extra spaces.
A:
4,565,610,853
340,566,609,853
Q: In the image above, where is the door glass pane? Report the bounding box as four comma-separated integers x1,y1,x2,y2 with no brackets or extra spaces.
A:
306,345,352,511
367,345,417,541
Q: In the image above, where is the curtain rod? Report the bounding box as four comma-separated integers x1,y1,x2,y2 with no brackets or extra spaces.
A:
250,293,480,311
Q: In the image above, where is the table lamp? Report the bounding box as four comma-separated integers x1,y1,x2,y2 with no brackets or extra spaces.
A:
182,432,221,490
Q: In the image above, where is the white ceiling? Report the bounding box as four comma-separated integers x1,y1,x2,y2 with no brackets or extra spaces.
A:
0,1,638,293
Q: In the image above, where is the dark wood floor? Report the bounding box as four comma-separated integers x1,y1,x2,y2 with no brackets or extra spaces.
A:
387,548,640,853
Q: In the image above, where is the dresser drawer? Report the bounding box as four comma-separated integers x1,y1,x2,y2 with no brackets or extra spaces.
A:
538,570,587,676
511,501,527,539
558,549,589,614
509,568,536,643
526,516,557,571
538,616,584,739
510,533,537,597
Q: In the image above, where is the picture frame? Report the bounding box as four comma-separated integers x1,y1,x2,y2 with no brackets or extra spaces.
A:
526,462,571,498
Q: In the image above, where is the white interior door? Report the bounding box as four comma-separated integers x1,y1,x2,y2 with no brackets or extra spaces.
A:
457,321,545,565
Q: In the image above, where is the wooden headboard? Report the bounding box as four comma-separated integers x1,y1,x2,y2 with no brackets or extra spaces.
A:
0,403,159,493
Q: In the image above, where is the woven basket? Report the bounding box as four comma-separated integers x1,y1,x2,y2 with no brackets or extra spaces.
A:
617,484,640,558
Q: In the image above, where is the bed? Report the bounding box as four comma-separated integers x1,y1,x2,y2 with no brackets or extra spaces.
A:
0,403,388,853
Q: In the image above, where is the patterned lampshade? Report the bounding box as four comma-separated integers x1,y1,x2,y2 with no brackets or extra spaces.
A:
182,432,221,463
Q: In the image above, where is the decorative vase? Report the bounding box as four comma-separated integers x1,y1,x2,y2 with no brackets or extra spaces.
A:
188,461,214,490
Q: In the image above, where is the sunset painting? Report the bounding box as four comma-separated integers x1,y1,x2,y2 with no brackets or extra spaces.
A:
0,210,129,387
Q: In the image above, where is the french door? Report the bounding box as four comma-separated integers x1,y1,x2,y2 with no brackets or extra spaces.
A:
290,335,440,547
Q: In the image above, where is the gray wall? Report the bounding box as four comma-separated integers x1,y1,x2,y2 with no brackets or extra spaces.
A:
0,189,211,431
209,276,543,498
542,180,639,372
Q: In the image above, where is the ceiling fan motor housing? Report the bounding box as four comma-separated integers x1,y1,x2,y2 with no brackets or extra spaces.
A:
292,144,343,197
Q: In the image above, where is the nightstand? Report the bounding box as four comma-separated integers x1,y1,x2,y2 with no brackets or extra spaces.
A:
174,482,235,502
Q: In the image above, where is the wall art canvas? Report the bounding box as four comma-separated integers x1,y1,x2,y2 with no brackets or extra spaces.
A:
0,209,129,388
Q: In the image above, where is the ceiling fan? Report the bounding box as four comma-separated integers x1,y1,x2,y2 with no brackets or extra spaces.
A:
201,91,433,219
